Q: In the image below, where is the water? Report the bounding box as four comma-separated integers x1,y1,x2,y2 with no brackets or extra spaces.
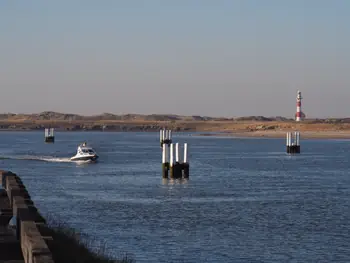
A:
1,131,350,262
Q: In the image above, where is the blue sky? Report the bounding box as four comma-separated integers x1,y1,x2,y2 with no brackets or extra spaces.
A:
0,1,349,117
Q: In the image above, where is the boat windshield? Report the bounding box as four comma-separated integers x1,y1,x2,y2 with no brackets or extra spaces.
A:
81,148,95,154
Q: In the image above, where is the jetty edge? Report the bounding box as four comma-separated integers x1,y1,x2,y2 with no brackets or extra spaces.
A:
0,170,134,263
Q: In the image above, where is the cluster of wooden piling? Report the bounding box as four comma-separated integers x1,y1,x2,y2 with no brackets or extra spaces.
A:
44,128,55,143
162,142,189,179
160,128,172,147
286,131,301,154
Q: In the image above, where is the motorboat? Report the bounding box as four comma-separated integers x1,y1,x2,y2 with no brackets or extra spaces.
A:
70,142,99,162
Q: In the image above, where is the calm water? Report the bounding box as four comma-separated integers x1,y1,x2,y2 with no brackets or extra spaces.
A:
0,131,350,262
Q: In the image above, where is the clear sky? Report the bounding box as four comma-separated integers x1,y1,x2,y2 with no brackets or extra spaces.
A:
0,1,349,118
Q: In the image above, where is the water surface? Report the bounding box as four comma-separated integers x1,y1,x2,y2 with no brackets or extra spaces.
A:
0,131,349,262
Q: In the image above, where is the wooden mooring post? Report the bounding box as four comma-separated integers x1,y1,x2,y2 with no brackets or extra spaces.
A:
286,131,300,154
44,128,55,143
162,142,189,179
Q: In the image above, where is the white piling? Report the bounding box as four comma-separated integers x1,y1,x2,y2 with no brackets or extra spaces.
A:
183,143,189,178
162,144,166,163
296,131,300,146
162,142,169,178
288,132,292,146
170,143,174,167
286,132,290,146
175,143,179,163
169,130,172,140
160,130,163,142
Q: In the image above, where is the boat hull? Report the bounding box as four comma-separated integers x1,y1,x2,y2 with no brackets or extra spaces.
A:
70,155,99,162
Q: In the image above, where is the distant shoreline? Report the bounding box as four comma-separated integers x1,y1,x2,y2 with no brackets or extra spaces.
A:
1,116,350,139
1,127,350,140
197,131,350,140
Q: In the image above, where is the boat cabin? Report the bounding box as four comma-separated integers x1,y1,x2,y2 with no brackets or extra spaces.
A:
79,147,95,154
76,142,96,155
77,146,96,154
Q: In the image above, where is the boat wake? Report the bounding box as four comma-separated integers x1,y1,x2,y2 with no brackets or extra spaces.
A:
0,155,93,164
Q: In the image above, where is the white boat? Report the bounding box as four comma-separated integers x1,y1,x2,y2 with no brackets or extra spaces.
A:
70,142,99,162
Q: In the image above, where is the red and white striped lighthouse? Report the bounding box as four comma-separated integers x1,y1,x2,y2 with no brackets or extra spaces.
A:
295,90,303,121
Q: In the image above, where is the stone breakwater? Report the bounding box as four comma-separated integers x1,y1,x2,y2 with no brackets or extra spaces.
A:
0,170,54,263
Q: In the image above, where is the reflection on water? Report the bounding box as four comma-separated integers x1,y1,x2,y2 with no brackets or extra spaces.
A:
161,178,189,186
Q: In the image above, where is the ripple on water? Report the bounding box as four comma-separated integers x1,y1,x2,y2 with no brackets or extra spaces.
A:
1,132,350,262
